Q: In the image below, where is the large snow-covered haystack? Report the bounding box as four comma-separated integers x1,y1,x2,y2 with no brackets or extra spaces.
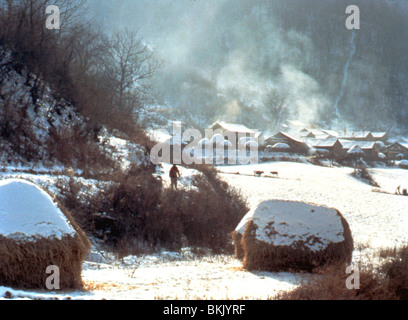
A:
0,179,90,289
233,200,353,272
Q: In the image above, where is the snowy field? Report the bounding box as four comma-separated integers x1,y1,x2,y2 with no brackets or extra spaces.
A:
218,162,408,250
0,161,407,300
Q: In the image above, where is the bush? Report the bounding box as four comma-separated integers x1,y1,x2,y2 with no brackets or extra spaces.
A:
276,245,408,300
55,164,248,256
380,246,408,299
352,167,380,187
131,164,248,254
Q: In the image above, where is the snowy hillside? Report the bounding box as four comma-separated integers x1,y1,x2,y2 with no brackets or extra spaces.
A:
0,46,148,172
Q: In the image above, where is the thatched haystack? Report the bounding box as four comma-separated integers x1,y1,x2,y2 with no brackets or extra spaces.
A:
399,160,408,169
231,231,244,260
0,179,90,290
233,200,353,272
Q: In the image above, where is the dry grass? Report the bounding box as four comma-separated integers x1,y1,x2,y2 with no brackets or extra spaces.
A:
275,264,397,300
0,234,89,290
276,245,408,300
84,281,139,292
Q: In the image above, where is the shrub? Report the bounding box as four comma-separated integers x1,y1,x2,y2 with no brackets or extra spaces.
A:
380,246,408,299
277,245,408,300
140,165,248,254
54,164,248,256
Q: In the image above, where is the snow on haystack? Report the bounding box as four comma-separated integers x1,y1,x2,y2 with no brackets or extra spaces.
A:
399,160,408,169
0,179,90,289
233,200,353,272
0,179,75,240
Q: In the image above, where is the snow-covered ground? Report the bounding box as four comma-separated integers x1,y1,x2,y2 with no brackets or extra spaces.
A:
218,162,408,250
0,160,407,300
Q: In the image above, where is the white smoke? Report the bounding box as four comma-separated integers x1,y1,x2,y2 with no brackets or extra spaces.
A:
333,30,357,118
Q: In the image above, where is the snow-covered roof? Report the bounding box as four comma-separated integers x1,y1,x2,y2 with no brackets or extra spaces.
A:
340,140,376,149
347,145,364,154
272,143,290,149
312,139,339,148
273,131,304,144
341,131,373,139
210,121,255,134
300,129,324,136
321,129,341,137
371,132,387,138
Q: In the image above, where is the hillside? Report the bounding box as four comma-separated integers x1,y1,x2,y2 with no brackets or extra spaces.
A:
89,0,408,134
0,45,149,172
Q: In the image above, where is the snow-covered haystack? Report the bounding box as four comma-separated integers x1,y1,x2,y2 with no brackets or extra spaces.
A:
399,160,408,169
233,200,353,272
0,179,90,289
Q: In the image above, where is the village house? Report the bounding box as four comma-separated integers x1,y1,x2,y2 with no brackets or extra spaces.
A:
338,131,389,143
339,140,380,161
311,139,343,158
208,121,257,149
384,142,408,160
371,132,389,143
264,131,309,154
299,129,329,140
338,131,375,141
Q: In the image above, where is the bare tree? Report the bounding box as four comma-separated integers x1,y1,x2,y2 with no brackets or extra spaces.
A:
263,88,292,130
99,29,159,116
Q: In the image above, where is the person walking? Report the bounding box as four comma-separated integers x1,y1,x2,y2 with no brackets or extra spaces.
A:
169,164,181,190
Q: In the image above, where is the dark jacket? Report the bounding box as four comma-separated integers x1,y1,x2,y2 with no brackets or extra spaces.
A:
169,165,180,178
